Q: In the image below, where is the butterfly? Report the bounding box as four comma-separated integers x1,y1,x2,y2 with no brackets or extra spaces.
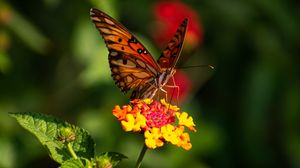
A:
90,8,187,100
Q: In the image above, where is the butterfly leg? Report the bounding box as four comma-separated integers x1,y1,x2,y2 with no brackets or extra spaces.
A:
163,85,180,104
159,87,169,101
163,76,180,104
160,86,180,112
141,81,160,100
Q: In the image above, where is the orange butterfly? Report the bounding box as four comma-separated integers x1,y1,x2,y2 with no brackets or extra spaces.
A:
90,8,187,100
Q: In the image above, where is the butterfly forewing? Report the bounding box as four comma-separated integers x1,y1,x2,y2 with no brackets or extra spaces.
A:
90,8,161,93
157,18,188,70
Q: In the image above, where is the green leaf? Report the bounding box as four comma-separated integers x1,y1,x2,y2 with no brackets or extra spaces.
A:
94,152,127,167
60,158,89,168
9,112,95,164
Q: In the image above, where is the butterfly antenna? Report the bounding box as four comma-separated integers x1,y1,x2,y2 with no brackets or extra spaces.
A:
178,64,215,70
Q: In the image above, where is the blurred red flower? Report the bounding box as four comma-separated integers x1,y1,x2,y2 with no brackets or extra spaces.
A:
166,69,191,103
152,1,203,50
152,1,203,102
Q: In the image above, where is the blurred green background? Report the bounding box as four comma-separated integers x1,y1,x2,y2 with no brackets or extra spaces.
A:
0,0,299,168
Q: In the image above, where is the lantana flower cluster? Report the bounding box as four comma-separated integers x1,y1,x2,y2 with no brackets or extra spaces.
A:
112,99,196,150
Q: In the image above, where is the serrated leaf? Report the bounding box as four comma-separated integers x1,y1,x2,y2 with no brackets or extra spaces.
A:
10,112,95,164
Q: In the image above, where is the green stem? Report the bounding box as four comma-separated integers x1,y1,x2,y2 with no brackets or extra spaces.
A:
135,143,148,168
67,143,78,159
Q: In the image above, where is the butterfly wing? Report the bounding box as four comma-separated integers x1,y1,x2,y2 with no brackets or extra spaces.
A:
131,19,188,99
157,18,188,70
130,80,158,99
90,8,161,93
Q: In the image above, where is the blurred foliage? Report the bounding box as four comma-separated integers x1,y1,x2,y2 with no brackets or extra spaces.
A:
0,0,299,168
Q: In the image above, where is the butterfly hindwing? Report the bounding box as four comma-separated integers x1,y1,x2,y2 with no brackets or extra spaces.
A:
131,19,188,99
90,8,161,93
157,18,188,70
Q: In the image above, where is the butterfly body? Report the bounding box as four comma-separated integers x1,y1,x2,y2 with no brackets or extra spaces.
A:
131,69,176,99
90,8,187,100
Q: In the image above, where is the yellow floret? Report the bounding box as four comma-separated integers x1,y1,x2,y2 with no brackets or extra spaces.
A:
160,99,180,111
121,113,146,132
176,112,196,132
161,124,179,145
144,128,164,149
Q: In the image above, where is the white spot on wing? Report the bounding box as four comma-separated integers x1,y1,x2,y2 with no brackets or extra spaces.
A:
110,51,118,56
90,10,95,16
